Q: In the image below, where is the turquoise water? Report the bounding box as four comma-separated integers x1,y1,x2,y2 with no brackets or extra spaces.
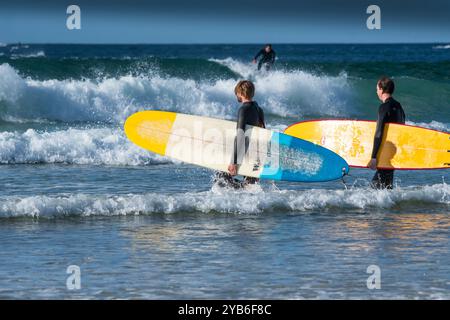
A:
0,44,449,299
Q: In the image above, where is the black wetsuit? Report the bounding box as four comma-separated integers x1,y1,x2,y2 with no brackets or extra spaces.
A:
371,97,405,189
254,49,276,71
214,101,265,189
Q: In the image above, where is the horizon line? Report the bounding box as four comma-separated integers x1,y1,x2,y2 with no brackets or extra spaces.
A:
1,41,449,45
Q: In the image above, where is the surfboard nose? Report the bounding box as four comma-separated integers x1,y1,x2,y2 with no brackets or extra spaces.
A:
124,110,177,156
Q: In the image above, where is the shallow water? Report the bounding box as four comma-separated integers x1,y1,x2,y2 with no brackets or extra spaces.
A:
0,164,449,299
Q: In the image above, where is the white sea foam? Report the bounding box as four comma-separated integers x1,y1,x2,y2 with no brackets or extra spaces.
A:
8,45,30,51
433,44,450,49
0,61,352,123
265,123,287,132
210,58,353,117
10,50,45,58
0,127,169,165
1,183,448,218
209,57,256,79
406,120,450,132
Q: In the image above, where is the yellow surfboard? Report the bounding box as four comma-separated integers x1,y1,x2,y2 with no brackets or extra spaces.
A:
284,120,450,170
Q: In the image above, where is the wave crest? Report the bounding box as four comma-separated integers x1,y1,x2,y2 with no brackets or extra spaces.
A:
433,44,450,49
0,61,352,123
406,120,449,132
1,183,448,218
0,127,168,165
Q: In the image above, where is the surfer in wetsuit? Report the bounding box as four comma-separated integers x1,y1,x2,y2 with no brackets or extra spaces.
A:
369,77,406,189
214,80,265,189
252,44,276,71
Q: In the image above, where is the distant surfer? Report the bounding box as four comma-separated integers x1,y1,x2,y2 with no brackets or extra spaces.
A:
252,44,276,71
369,77,406,189
214,80,265,189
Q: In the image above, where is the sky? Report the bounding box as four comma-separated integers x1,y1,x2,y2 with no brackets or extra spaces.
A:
0,0,449,44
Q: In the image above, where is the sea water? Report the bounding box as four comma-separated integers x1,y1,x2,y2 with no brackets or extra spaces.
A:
0,44,449,299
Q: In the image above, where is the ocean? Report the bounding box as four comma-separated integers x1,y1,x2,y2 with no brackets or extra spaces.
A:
0,43,449,299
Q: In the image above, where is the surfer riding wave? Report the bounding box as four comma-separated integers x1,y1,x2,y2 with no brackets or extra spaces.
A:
252,44,276,71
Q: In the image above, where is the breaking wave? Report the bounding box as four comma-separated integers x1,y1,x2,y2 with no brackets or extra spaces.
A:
0,127,168,165
0,61,352,123
1,183,448,218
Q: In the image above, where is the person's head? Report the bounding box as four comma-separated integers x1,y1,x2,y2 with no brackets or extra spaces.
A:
234,80,255,103
376,77,395,101
265,44,272,52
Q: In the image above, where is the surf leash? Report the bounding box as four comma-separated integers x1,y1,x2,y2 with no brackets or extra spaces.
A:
341,167,350,190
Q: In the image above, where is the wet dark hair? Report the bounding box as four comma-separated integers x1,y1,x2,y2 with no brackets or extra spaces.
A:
265,44,272,49
377,77,395,94
234,80,255,99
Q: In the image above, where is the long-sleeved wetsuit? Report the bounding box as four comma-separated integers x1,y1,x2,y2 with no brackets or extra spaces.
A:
254,49,276,71
214,101,265,189
371,97,405,189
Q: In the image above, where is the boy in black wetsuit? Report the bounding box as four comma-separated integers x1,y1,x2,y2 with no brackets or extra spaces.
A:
214,80,265,189
252,44,276,71
369,77,406,189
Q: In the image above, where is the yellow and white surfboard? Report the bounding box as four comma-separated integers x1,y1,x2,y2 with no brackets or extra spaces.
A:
124,110,270,177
